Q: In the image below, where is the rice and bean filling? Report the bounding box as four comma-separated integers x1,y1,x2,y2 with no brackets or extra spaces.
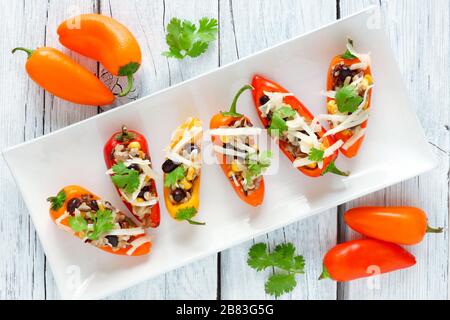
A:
162,142,201,204
214,117,271,193
110,141,158,220
65,194,141,251
258,92,330,169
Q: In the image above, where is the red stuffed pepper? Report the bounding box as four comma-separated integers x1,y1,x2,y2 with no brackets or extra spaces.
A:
210,85,271,207
323,39,373,158
47,185,151,256
252,75,348,177
104,126,160,228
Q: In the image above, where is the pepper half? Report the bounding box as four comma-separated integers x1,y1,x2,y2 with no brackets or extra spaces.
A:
48,185,151,256
104,126,160,228
210,85,266,206
162,118,204,225
252,75,346,177
326,40,373,158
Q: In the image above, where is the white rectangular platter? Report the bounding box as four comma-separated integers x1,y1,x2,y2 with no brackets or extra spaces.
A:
3,7,437,299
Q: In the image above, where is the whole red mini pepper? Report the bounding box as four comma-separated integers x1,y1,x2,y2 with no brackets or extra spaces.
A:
252,75,346,178
104,126,160,228
210,84,265,206
320,239,416,282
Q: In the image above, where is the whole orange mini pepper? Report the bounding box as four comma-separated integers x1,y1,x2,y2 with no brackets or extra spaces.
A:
344,207,443,245
57,14,142,97
12,47,114,106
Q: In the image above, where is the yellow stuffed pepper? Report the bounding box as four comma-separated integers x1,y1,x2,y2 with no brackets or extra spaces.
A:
162,117,204,225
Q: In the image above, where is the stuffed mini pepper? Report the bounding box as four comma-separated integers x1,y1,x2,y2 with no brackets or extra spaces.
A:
252,75,348,177
162,118,204,225
104,126,160,228
322,39,373,158
210,85,271,206
47,185,151,256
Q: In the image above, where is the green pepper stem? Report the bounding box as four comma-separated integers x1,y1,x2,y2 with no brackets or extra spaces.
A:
318,265,331,280
186,219,206,226
119,74,134,97
12,47,34,58
426,225,444,234
227,84,254,115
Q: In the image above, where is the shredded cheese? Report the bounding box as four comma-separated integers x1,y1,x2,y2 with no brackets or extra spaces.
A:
106,228,146,237
209,127,261,137
342,128,367,150
213,145,247,159
324,140,344,157
126,236,151,256
293,157,315,168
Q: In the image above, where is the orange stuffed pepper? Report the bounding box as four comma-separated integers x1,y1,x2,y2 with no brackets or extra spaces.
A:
47,185,151,256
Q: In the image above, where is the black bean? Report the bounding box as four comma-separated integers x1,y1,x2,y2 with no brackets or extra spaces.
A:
128,164,140,172
184,143,199,154
172,188,186,203
138,185,151,198
105,235,119,247
67,198,81,213
162,159,179,173
259,95,270,106
89,200,99,211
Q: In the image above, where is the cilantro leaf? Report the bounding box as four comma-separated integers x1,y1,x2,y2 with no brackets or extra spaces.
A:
88,210,115,240
265,273,297,297
247,243,271,271
308,147,324,162
275,106,296,118
164,166,186,188
68,216,88,233
47,189,66,211
335,85,363,113
321,160,350,177
162,17,218,60
111,163,140,194
175,207,205,225
245,151,272,186
247,242,305,297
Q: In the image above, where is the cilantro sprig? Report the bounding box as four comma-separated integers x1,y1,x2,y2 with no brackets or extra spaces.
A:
308,147,324,162
175,207,205,225
68,209,115,241
164,166,186,188
248,242,305,297
47,189,66,211
162,17,218,59
111,163,141,194
268,106,296,137
244,151,272,186
335,85,363,113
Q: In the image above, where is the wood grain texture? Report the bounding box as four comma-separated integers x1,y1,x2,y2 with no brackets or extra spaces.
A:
218,0,338,300
338,0,449,299
0,0,448,300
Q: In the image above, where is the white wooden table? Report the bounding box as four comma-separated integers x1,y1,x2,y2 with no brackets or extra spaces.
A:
0,0,448,300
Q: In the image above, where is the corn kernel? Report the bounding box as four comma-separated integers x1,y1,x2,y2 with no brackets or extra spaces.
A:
128,141,141,150
327,100,338,114
136,198,144,203
341,129,353,137
186,167,195,181
220,135,229,143
231,162,242,172
364,74,373,85
227,171,234,178
180,179,192,190
97,202,105,211
307,162,317,169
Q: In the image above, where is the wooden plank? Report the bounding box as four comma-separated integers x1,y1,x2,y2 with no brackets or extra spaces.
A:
0,0,98,300
101,0,218,299
338,0,449,299
218,0,338,300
